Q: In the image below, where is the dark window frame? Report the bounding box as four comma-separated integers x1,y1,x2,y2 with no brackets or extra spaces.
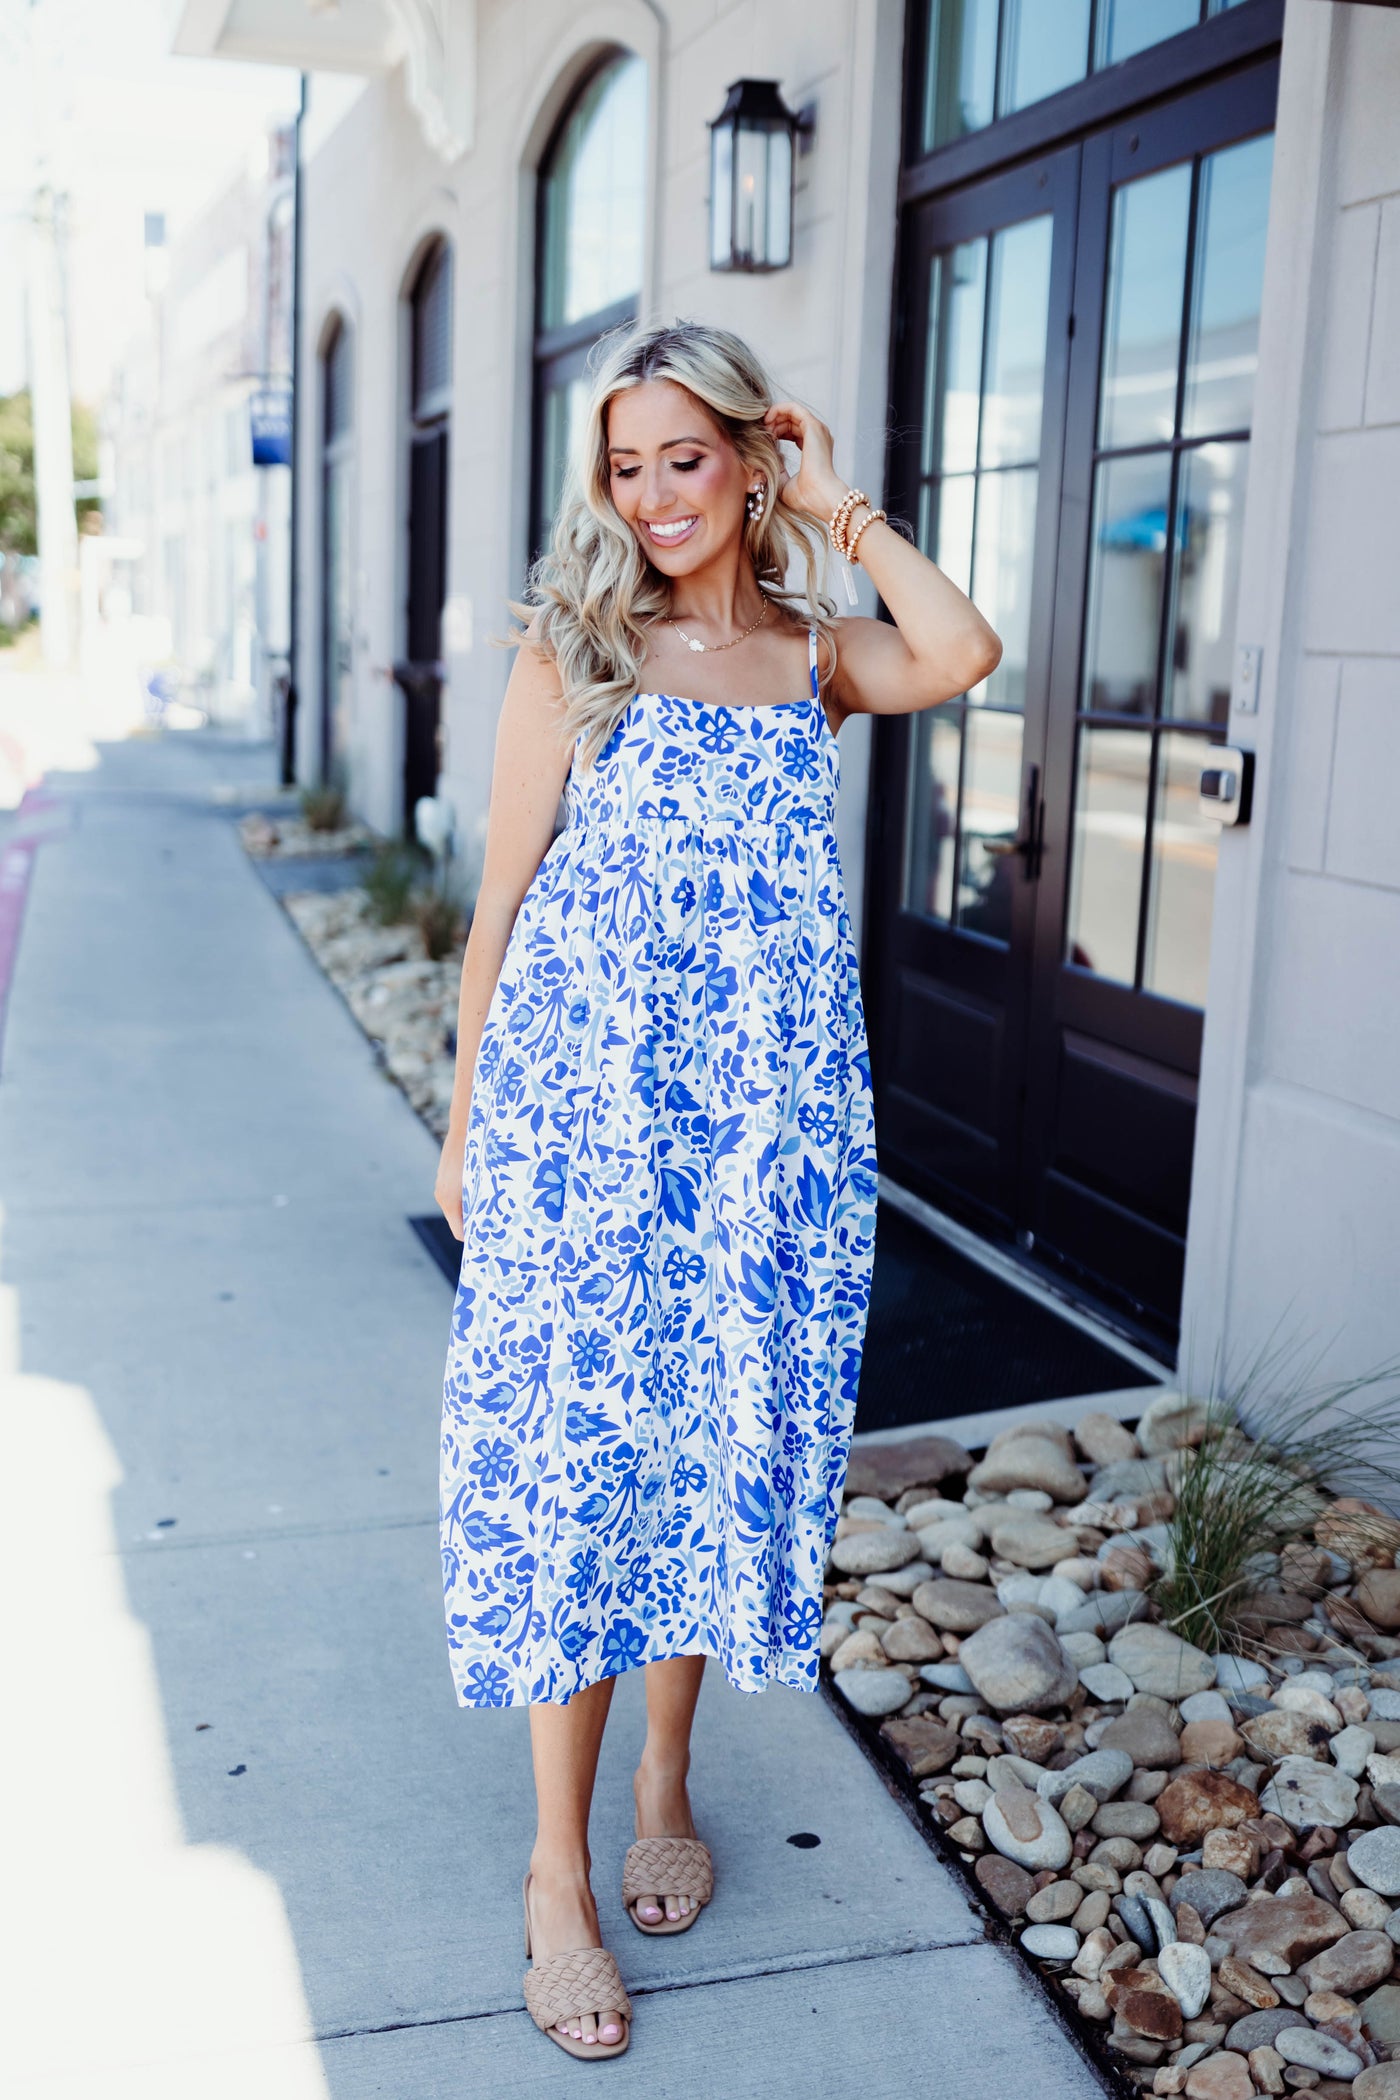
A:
409,238,453,432
528,49,644,565
900,0,1282,197
319,314,354,785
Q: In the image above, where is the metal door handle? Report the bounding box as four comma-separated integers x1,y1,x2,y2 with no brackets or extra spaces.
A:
983,763,1044,878
1199,745,1253,826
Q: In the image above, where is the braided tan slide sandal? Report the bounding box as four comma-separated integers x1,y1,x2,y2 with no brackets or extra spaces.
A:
622,1834,714,1936
522,1873,631,2059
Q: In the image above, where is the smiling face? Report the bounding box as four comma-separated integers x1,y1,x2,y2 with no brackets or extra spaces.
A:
604,378,758,576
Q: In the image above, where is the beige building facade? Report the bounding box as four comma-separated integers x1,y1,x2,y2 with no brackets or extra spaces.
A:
176,0,1400,1400
105,127,296,731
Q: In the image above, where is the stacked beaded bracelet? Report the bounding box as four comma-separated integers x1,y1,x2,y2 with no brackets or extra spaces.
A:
828,488,867,557
847,505,887,565
828,487,889,565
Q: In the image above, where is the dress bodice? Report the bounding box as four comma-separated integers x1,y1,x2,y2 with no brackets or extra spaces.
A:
565,625,838,838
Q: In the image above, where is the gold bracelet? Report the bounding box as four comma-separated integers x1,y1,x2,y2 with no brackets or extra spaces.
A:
847,507,887,565
829,488,866,559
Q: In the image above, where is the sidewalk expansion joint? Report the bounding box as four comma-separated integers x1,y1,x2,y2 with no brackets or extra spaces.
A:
115,1510,437,1557
314,1933,987,2044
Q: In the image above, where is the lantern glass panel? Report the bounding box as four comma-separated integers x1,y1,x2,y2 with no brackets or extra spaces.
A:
765,128,792,267
734,122,769,265
710,121,734,268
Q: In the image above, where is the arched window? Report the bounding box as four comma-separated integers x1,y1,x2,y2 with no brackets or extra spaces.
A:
530,51,647,556
398,238,453,832
320,316,354,786
411,240,453,431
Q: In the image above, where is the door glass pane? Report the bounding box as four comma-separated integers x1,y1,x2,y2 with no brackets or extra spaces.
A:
1143,730,1220,1005
933,473,976,593
969,467,1038,708
958,708,1025,941
1001,0,1091,116
904,207,1051,948
1099,164,1192,452
981,217,1053,466
924,241,987,476
539,53,647,330
903,705,962,920
1081,452,1171,716
1167,439,1249,725
1182,133,1275,438
1065,726,1151,983
1096,0,1200,69
921,0,998,151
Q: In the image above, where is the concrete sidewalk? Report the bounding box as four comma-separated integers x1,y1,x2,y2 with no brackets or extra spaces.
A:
0,725,1107,2099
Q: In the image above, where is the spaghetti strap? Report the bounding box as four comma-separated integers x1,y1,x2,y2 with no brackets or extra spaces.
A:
808,625,820,698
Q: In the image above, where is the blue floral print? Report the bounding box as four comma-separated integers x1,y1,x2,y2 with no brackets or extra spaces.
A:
440,626,878,1707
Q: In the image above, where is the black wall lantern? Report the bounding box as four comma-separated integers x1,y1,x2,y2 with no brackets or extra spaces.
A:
708,79,808,273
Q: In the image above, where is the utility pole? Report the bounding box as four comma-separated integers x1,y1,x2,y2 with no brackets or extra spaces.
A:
23,0,78,670
281,72,307,786
27,185,78,669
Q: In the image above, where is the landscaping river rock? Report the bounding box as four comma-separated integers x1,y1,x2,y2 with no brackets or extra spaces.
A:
822,1404,1400,2096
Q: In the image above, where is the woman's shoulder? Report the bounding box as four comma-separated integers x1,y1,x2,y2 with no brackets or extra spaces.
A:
505,608,565,711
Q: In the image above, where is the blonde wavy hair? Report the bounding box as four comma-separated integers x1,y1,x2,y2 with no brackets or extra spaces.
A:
509,319,839,769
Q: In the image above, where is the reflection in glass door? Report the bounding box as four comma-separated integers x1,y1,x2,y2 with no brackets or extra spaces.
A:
1065,130,1273,1008
904,214,1052,945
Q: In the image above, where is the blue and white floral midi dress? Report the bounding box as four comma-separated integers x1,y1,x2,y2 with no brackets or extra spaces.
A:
440,624,878,1708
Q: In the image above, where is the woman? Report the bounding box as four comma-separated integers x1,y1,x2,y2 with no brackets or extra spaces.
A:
435,320,1001,2060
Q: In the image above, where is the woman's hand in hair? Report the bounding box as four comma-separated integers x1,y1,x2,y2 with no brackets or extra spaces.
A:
763,401,847,523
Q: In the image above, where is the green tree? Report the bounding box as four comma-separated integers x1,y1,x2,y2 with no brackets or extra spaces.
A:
0,390,101,554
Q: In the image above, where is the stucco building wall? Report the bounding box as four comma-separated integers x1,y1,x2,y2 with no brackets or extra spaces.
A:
1181,0,1400,1391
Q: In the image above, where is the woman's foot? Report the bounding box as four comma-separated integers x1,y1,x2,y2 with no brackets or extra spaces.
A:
525,1857,627,2047
630,1754,699,1926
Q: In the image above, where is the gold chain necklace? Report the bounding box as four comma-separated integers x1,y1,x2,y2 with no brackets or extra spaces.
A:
665,596,770,655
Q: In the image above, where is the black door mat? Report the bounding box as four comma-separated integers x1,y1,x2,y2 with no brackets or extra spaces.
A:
852,1199,1157,1432
411,1212,463,1284
412,1202,1156,1426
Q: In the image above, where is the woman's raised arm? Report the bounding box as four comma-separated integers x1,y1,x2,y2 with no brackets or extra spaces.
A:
765,399,1003,724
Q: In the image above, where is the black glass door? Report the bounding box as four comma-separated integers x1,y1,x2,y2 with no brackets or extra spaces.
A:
396,241,452,835
401,425,448,827
1023,64,1276,1339
871,146,1078,1231
871,36,1278,1352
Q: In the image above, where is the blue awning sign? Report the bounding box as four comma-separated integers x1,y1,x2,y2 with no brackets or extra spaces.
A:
250,386,293,467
